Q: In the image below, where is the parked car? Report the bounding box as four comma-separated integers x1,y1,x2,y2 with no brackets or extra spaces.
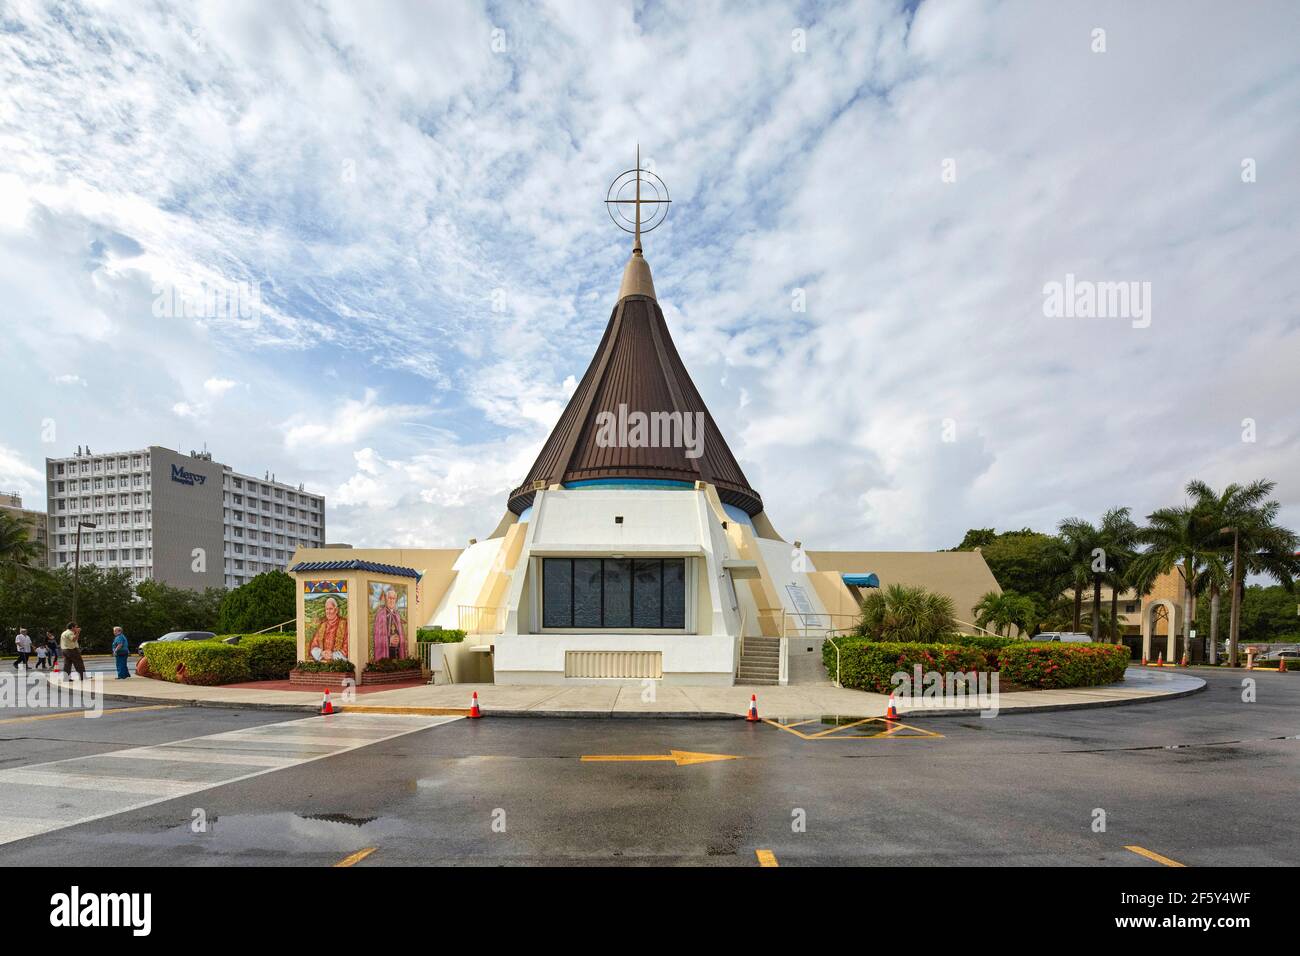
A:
138,631,219,653
1261,646,1300,662
1035,631,1093,643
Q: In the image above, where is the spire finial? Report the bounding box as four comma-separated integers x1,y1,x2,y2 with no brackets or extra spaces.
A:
605,147,670,257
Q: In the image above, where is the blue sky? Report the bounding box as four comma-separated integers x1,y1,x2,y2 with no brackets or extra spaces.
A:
1,0,1298,553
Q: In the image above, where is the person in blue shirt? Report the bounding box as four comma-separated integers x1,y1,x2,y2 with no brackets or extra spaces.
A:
111,626,131,679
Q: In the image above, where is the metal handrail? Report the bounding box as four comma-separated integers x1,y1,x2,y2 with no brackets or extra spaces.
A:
756,608,859,638
254,618,296,634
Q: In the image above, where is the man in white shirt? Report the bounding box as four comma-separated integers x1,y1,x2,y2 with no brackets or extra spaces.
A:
12,628,32,670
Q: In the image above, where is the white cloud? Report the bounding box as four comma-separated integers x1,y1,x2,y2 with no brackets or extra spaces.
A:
281,389,428,449
0,0,1297,556
203,377,239,396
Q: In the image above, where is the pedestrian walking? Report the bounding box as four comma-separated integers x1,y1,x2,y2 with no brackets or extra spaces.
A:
45,632,58,667
60,622,86,681
34,640,48,670
11,628,32,670
111,626,131,680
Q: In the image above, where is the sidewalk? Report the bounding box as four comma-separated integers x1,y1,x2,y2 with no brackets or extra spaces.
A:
46,667,1204,719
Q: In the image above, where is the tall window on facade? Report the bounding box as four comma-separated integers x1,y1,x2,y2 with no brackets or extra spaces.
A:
542,557,687,629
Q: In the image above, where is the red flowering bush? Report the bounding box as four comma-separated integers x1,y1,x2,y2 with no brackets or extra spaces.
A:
996,642,1130,689
825,640,986,693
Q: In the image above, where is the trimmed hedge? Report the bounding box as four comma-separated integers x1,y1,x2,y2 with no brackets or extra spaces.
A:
238,634,297,681
997,642,1130,689
944,634,1022,668
826,640,988,693
416,627,466,644
139,641,251,686
826,636,1131,693
365,656,421,673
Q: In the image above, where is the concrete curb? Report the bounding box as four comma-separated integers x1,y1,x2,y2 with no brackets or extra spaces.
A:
890,676,1208,721
53,673,1208,721
486,709,741,720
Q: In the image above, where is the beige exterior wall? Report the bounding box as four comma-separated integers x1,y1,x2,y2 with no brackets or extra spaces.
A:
808,550,1003,634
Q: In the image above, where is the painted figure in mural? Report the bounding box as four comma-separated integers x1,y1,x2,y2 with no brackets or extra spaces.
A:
309,597,349,661
372,586,406,660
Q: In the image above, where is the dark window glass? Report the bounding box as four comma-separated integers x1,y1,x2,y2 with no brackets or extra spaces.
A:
542,558,572,627
632,559,663,628
662,559,686,628
544,558,685,629
603,559,632,627
573,559,603,628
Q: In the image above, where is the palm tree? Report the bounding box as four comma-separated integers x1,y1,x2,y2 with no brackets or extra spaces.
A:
0,511,39,574
1188,480,1299,665
1133,499,1221,662
1060,510,1136,642
973,590,1036,637
1058,518,1102,634
1099,508,1140,643
856,583,957,643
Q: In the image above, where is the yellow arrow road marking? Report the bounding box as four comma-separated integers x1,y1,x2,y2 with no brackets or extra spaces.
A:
755,849,779,867
581,750,741,766
334,847,377,867
1124,845,1186,867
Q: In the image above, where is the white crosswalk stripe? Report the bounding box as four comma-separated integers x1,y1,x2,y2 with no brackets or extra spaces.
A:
0,713,459,845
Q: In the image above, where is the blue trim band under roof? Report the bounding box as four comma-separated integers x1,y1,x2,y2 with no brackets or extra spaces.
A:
289,560,422,580
842,573,880,588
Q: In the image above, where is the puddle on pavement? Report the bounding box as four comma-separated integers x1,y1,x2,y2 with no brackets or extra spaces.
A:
96,811,410,855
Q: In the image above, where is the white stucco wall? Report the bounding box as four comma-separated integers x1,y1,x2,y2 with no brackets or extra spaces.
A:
492,487,741,684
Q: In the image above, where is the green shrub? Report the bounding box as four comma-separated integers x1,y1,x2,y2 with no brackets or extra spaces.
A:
364,656,421,673
293,659,355,673
237,634,297,680
140,641,251,685
997,642,1129,689
416,627,466,644
855,584,957,643
825,639,987,693
944,634,1023,668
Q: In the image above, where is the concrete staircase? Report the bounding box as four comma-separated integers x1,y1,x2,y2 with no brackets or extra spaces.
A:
736,637,781,685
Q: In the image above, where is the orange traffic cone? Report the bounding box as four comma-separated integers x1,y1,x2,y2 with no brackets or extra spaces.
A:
1156,653,1164,667
1180,652,1188,668
886,694,900,721
1141,655,1147,667
468,691,482,719
746,694,759,722
320,689,334,715
1280,656,1288,673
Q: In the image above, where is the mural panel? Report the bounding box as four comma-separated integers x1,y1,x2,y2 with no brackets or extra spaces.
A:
368,581,409,660
305,580,349,662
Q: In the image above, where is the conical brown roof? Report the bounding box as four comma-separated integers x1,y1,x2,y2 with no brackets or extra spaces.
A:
507,262,762,516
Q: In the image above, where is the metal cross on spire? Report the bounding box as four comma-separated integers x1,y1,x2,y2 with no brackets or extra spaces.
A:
605,145,671,254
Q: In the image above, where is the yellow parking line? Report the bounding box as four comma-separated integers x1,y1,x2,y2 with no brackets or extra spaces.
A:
0,704,179,726
334,847,377,867
755,849,778,867
1124,845,1186,867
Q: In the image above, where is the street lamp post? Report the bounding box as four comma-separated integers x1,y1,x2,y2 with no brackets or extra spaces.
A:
1221,525,1241,667
72,520,97,623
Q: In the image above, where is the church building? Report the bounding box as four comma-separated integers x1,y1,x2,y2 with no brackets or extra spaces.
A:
290,159,1000,687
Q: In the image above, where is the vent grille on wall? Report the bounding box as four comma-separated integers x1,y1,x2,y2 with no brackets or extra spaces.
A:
564,650,663,679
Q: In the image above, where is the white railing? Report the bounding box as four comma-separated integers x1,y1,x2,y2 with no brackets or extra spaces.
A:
458,605,505,635
778,636,789,685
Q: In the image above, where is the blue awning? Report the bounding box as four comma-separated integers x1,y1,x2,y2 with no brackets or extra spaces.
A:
841,572,879,588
